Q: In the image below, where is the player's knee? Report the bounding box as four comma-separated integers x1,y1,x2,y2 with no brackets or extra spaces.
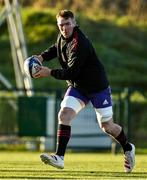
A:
101,123,109,133
100,118,113,134
58,109,67,123
58,107,76,124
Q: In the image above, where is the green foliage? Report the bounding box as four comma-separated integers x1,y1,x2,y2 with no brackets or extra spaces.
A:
25,24,56,43
80,15,147,89
0,7,147,90
132,101,147,146
22,8,57,43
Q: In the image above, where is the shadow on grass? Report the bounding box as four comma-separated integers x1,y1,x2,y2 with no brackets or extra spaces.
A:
0,170,147,179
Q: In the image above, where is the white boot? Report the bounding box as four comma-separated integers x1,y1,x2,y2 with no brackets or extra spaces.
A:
40,154,64,169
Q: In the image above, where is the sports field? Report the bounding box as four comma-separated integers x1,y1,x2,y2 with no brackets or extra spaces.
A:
0,151,146,179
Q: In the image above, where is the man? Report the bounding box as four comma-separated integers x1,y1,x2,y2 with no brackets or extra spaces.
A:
34,10,135,172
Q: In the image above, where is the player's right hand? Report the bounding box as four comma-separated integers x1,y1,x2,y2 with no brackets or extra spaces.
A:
33,66,52,79
33,55,43,63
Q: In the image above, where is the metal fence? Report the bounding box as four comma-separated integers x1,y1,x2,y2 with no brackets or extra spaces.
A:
0,88,146,151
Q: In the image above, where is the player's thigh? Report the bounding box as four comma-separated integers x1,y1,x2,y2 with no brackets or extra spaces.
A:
95,106,113,127
59,87,89,123
90,87,113,126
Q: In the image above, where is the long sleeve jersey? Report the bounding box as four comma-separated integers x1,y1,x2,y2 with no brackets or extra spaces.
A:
41,26,109,94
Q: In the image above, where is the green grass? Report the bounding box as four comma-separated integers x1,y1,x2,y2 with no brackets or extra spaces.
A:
0,151,146,179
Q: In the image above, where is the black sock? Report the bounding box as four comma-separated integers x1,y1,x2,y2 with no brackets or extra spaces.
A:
115,129,132,153
56,124,71,157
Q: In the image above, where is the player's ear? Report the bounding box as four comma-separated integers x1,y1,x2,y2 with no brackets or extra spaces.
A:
72,18,77,26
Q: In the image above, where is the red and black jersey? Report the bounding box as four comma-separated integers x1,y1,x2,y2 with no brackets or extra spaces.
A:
41,26,109,94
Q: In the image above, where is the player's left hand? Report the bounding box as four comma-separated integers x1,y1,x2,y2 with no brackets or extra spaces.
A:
33,66,52,78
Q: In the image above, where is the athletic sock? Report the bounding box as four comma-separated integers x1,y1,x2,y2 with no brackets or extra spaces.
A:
56,124,71,157
115,129,132,153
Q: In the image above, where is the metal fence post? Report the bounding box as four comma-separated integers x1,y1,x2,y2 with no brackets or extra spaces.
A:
124,88,132,140
54,90,62,151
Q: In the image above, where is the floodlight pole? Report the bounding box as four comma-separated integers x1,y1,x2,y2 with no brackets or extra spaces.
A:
13,0,34,96
4,0,34,96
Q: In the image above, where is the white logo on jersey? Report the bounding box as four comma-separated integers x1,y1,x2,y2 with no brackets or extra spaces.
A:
103,99,109,105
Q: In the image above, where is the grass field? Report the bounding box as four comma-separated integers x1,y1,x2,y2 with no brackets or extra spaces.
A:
0,151,147,179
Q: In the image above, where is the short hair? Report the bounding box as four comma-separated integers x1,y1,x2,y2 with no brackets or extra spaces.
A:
56,10,75,19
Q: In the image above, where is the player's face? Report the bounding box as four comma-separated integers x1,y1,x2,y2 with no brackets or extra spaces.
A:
57,17,76,39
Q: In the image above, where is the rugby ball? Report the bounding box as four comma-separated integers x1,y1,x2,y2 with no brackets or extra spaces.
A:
24,56,42,78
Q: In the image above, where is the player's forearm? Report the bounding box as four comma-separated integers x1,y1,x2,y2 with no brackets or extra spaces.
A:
41,44,57,61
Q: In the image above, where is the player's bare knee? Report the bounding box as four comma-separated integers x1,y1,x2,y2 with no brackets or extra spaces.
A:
58,107,76,124
101,122,109,133
58,109,67,123
100,118,113,134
